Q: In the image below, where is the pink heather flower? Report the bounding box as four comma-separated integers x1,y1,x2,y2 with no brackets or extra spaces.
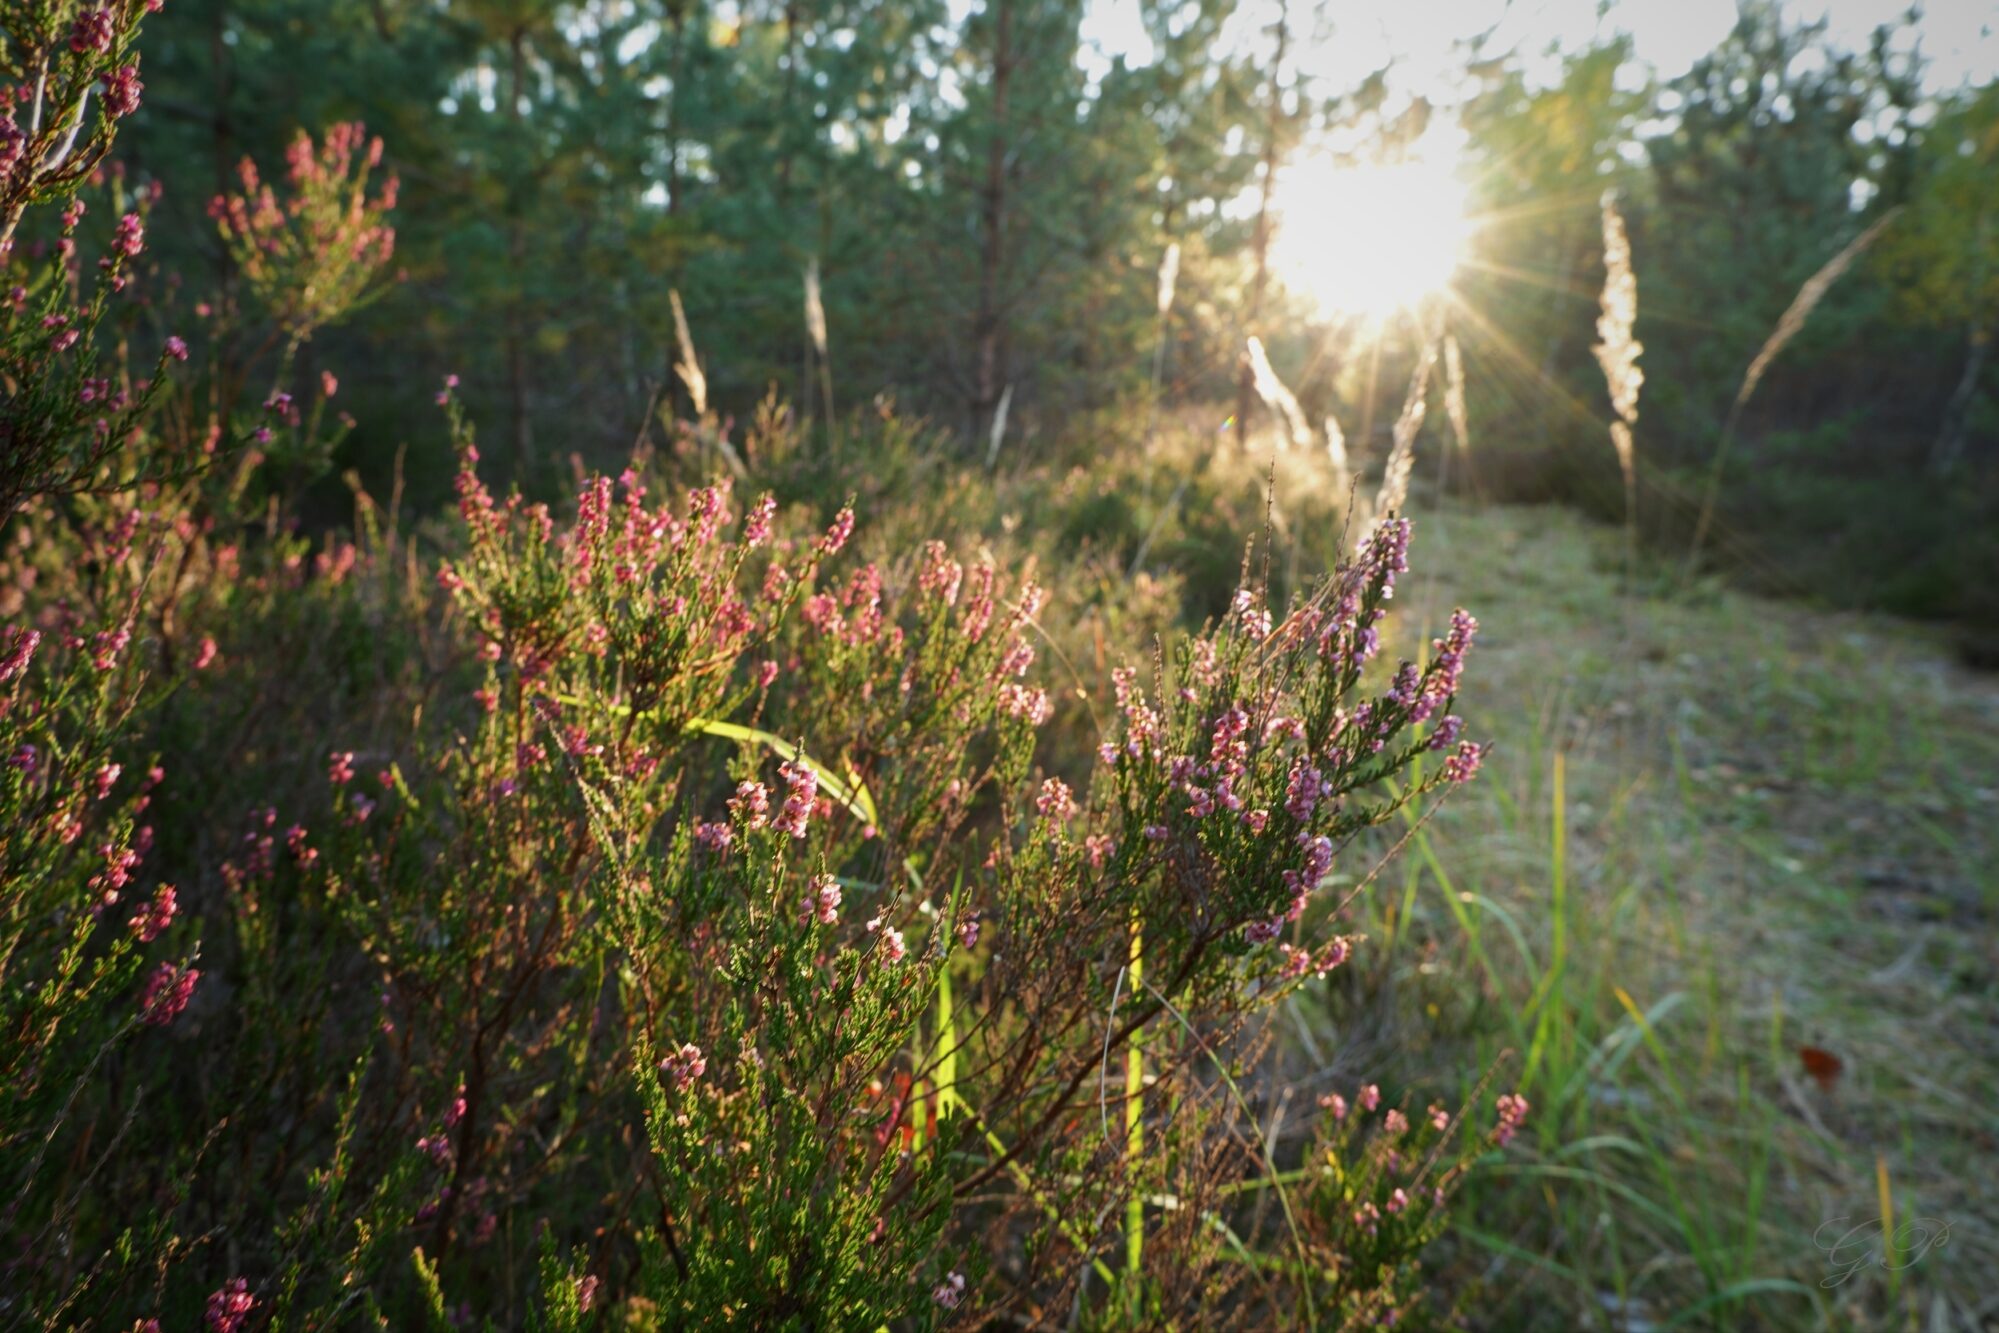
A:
919,542,963,605
694,820,733,851
112,212,145,258
100,66,143,118
998,638,1035,678
1354,1201,1381,1235
1427,714,1465,752
193,635,217,669
131,885,177,941
755,659,779,689
1358,1083,1381,1113
93,627,131,670
1386,1187,1410,1215
1319,1092,1348,1121
70,9,115,52
932,1272,966,1309
204,1278,254,1333
1034,777,1074,823
139,962,198,1026
818,506,855,556
1083,834,1116,868
1,626,43,681
660,1042,706,1090
1285,761,1323,822
743,494,776,546
956,912,981,951
802,873,842,925
575,1275,600,1312
997,683,1052,725
95,763,122,798
1443,740,1485,784
1494,1092,1530,1147
327,751,355,785
321,370,339,397
874,921,907,965
1428,1103,1450,1132
1277,944,1311,980
773,759,817,838
729,780,771,829
1232,588,1273,641
1382,1108,1409,1137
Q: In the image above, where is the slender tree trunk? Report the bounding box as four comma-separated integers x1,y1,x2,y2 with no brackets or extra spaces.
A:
971,0,1014,446
1234,2,1289,450
1933,209,1990,475
664,6,685,216
1932,322,1989,475
505,25,534,472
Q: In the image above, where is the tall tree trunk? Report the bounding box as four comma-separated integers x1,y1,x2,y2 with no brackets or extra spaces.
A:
505,25,534,472
970,0,1014,446
664,5,685,216
1932,322,1989,475
1234,2,1289,449
1933,209,1990,475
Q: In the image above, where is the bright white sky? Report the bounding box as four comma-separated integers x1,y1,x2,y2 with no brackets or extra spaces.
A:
1077,0,1998,97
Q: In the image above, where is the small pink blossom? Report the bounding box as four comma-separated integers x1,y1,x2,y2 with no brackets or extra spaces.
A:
130,885,177,942
818,506,855,556
801,874,842,925
203,1278,254,1333
660,1042,706,1091
140,962,199,1026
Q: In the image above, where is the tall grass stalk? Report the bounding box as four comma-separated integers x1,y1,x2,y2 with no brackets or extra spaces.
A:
668,288,748,481
983,382,1013,470
1124,915,1146,1314
1687,209,1899,569
1592,191,1643,561
1245,335,1315,452
1370,338,1438,530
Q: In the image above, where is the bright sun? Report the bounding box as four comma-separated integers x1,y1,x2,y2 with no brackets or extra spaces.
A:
1268,157,1472,320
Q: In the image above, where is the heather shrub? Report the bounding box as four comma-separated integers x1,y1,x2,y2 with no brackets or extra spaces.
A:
0,11,1530,1329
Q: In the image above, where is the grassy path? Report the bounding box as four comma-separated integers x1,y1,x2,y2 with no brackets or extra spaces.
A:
1327,501,1998,1330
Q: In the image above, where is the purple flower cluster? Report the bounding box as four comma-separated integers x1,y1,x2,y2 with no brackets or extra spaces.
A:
204,1279,254,1333
1494,1092,1530,1147
773,759,817,838
139,962,198,1026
